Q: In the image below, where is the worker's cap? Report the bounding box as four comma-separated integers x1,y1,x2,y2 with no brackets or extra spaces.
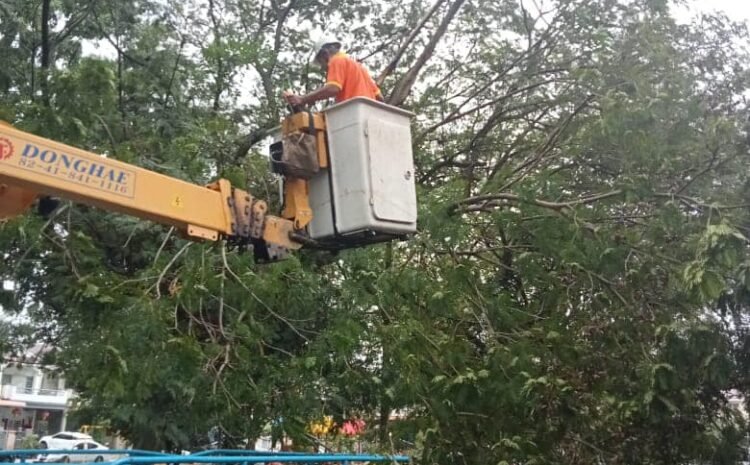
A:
311,37,342,62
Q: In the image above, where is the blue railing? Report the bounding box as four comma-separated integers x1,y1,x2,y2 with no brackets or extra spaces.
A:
189,450,309,457
0,449,167,463
0,448,408,465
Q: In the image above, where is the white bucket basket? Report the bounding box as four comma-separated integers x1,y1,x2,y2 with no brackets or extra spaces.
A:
308,98,418,241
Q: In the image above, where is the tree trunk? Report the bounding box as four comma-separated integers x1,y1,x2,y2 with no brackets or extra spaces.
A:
208,0,224,113
375,0,448,86
387,0,466,106
378,400,391,445
40,0,51,106
30,45,36,99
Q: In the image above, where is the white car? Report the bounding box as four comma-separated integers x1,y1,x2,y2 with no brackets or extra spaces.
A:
42,440,111,463
39,432,93,450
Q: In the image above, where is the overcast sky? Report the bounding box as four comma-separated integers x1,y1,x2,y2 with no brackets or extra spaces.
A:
81,0,750,57
674,0,750,22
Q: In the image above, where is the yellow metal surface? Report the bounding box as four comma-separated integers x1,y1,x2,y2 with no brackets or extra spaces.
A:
316,130,328,169
231,186,253,237
264,216,302,250
0,184,37,219
281,178,313,230
250,200,268,238
279,112,328,229
0,123,233,237
187,225,219,241
0,122,301,251
281,112,326,134
282,112,328,169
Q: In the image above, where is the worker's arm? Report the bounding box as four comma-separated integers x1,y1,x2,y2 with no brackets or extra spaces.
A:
285,84,340,107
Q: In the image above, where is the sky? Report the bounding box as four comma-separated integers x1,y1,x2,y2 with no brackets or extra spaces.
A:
77,0,750,104
673,0,750,23
80,0,750,58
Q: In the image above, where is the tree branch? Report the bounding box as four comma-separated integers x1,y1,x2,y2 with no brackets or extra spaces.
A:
450,190,624,214
231,125,279,162
40,0,51,106
387,0,467,106
375,0,449,86
417,79,559,141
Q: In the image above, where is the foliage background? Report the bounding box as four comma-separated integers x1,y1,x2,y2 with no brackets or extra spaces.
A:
3,0,750,463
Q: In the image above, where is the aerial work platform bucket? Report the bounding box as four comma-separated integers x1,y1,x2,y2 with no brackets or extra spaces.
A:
308,98,418,244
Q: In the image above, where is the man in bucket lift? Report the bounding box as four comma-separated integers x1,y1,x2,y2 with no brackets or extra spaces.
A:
283,37,384,107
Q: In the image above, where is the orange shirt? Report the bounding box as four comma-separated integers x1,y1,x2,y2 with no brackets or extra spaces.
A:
326,52,382,103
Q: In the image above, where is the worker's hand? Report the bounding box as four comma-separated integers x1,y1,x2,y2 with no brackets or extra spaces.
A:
284,93,304,107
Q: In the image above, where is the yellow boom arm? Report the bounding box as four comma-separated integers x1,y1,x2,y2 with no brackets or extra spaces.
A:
0,122,300,260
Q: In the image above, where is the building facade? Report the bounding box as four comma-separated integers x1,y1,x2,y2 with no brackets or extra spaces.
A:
0,345,73,449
